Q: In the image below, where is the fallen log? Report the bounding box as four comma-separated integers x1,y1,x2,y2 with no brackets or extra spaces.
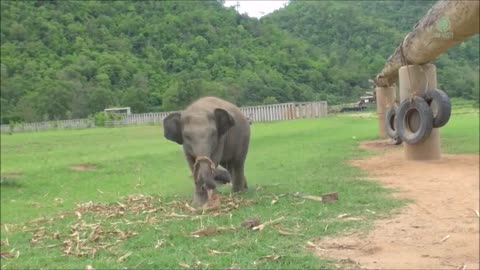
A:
375,0,479,87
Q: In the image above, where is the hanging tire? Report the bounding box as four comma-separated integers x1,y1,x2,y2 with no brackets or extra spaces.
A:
384,104,402,144
423,88,451,128
396,96,433,145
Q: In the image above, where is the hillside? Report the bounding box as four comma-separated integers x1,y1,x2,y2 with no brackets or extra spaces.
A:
265,0,479,102
0,1,478,124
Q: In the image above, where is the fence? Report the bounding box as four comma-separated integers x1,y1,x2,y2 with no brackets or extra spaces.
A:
104,111,177,127
104,101,328,127
1,101,328,133
240,101,328,122
0,118,95,133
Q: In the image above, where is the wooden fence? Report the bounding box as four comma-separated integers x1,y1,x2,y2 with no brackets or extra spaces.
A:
104,101,328,127
1,101,328,132
104,111,177,127
0,118,95,133
241,101,327,122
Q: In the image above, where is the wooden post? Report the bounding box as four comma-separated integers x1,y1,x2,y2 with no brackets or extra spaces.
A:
375,86,396,138
399,63,441,160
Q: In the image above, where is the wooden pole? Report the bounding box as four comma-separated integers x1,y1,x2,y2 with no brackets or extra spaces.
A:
399,64,441,160
375,0,479,87
375,86,396,139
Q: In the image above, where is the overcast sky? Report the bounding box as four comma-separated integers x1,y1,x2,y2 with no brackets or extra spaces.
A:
223,1,289,18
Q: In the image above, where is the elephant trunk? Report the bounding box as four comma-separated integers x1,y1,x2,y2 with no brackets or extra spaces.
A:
192,156,216,206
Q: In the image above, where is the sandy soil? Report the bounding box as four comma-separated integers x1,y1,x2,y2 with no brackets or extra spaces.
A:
69,163,97,171
313,139,479,270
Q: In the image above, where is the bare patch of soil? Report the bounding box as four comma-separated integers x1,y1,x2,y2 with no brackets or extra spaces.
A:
313,140,480,270
69,163,97,171
0,172,23,179
0,172,23,186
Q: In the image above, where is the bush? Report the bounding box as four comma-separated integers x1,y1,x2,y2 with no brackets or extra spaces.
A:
91,112,124,127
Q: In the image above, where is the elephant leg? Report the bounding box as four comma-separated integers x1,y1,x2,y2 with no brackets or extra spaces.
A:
231,160,248,193
186,154,195,176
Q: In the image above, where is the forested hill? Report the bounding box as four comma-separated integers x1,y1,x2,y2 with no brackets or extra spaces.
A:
264,0,479,102
1,0,331,123
1,1,478,124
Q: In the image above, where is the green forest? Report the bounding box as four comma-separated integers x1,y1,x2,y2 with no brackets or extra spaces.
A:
1,0,478,123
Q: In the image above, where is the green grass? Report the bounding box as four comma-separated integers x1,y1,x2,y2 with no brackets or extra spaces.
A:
1,104,478,269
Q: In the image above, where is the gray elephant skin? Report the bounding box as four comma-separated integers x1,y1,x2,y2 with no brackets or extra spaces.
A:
163,96,251,206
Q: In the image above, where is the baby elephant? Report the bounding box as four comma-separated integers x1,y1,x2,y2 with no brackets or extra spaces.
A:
163,96,250,206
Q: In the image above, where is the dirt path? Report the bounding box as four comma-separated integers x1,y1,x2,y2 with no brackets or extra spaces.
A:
314,140,479,270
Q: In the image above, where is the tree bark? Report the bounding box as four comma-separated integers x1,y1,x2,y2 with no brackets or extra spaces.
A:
375,0,479,87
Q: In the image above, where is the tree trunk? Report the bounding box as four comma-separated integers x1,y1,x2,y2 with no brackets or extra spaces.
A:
375,0,479,87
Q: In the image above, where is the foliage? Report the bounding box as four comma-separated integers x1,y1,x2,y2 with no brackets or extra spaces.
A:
91,111,123,127
0,1,478,124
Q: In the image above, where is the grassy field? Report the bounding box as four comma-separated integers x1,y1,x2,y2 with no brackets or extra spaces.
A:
1,102,478,269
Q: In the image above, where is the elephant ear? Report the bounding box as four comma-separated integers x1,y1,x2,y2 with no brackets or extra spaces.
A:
214,108,235,136
163,113,183,144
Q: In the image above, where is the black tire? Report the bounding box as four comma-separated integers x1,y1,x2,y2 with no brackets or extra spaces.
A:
396,96,433,145
384,104,401,141
423,88,451,128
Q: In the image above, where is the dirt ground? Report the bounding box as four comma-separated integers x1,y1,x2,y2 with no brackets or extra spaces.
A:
69,163,97,171
314,140,479,270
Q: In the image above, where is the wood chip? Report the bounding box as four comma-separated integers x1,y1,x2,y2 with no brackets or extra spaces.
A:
241,217,261,229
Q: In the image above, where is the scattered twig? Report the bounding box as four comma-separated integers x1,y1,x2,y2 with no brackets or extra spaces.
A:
208,249,231,255
178,262,191,268
435,234,450,244
252,216,285,231
306,241,330,252
117,251,132,262
254,255,281,265
1,238,9,247
154,239,165,249
292,192,338,202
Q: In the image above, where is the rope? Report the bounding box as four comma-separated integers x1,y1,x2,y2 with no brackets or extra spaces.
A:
193,156,216,183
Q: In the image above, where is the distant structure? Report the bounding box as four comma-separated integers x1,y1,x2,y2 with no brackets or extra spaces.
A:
104,107,131,115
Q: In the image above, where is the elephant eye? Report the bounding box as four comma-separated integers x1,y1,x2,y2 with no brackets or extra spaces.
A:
183,134,192,141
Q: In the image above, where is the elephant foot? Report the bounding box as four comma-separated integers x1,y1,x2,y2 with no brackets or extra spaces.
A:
232,184,248,193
